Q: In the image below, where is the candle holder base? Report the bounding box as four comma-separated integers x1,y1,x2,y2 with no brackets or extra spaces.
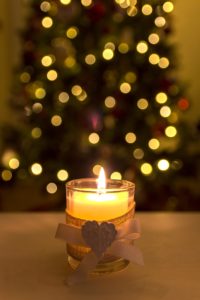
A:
68,255,129,274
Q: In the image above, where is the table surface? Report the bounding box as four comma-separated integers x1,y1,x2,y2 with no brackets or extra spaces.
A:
0,213,200,300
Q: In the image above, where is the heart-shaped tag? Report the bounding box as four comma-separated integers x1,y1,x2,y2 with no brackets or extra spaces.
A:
82,221,117,258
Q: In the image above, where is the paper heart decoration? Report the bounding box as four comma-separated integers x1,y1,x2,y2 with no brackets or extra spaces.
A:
82,221,117,258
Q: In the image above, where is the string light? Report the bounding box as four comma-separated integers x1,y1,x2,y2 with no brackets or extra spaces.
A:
157,159,170,171
1,170,12,181
42,17,53,28
163,1,174,13
142,4,153,15
165,126,177,137
20,72,31,83
140,163,153,175
158,57,170,69
155,17,166,28
137,98,148,110
66,27,79,39
32,103,43,113
77,91,87,101
92,164,102,176
149,53,160,65
136,41,148,54
57,170,69,181
155,92,168,104
64,56,76,68
148,33,160,45
88,133,100,144
51,115,62,126
60,0,71,5
8,158,20,170
102,49,114,60
58,92,69,103
118,43,129,54
81,0,92,6
46,182,57,194
85,54,96,65
40,1,51,12
110,172,122,180
133,148,144,160
47,70,58,81
71,85,82,96
104,96,116,108
31,127,42,139
125,132,136,144
35,87,46,99
120,82,131,93
41,55,54,67
31,163,43,175
127,6,138,17
160,106,171,118
148,138,160,150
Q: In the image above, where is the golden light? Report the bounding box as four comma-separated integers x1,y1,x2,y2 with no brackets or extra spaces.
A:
102,49,114,60
125,72,136,83
64,56,76,68
165,126,177,137
31,163,43,175
47,70,58,81
157,159,170,171
41,55,54,67
142,4,153,15
2,150,17,167
58,92,69,103
110,172,122,180
77,91,87,101
57,169,69,181
120,82,131,94
137,98,149,110
105,42,115,51
51,115,62,126
127,6,138,17
160,106,171,118
20,72,31,83
60,0,71,5
81,0,92,6
46,182,57,194
66,27,78,39
155,92,168,104
88,133,100,144
148,33,160,45
97,167,106,190
125,132,136,144
155,16,166,27
141,163,153,175
148,138,160,150
71,85,82,96
149,53,160,65
40,1,51,12
31,127,42,139
85,54,96,65
92,164,102,176
159,57,170,68
163,1,174,13
32,103,43,113
118,43,129,54
1,170,12,181
105,96,116,108
133,148,144,159
136,41,148,54
8,158,20,170
42,17,53,28
35,87,46,99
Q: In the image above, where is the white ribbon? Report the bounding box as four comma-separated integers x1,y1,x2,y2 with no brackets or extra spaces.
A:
55,218,144,285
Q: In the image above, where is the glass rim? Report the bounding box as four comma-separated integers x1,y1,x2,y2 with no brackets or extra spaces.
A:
66,178,135,193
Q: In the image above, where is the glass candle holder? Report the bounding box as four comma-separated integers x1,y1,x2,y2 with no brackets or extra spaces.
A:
66,178,135,274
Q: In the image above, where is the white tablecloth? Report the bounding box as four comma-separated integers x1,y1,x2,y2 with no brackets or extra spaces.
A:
0,213,199,300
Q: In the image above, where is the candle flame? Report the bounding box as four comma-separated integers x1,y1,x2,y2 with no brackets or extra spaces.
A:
97,167,106,192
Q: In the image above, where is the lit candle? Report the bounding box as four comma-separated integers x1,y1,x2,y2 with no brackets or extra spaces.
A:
66,167,135,221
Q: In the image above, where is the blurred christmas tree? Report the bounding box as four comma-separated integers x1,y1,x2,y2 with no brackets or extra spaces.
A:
0,0,199,210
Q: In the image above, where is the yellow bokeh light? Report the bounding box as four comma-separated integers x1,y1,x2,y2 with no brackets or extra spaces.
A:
2,150,17,167
133,148,144,160
159,57,170,69
32,103,43,113
77,91,87,101
51,115,62,126
118,43,129,54
66,27,78,39
71,85,82,97
120,82,131,94
110,172,122,180
35,87,46,99
46,182,57,194
40,1,51,12
149,53,160,65
148,138,160,150
81,0,92,6
137,98,149,110
127,6,138,17
160,106,171,118
1,170,12,181
57,169,69,181
42,17,53,28
125,132,136,144
41,55,53,67
163,1,174,13
60,0,71,5
105,42,115,51
31,163,43,175
20,72,31,83
142,4,153,15
105,96,116,108
47,70,58,81
141,163,153,175
168,112,178,123
31,127,42,139
155,92,168,104
125,72,136,83
8,158,20,170
58,92,69,103
165,126,177,137
157,159,170,171
85,54,96,65
136,41,148,54
148,33,160,45
88,133,100,144
155,16,166,27
64,56,76,68
102,49,114,60
93,164,102,176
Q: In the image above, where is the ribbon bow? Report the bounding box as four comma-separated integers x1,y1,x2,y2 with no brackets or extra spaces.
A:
55,218,143,285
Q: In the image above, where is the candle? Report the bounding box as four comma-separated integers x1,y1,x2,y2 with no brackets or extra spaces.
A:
67,168,133,221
